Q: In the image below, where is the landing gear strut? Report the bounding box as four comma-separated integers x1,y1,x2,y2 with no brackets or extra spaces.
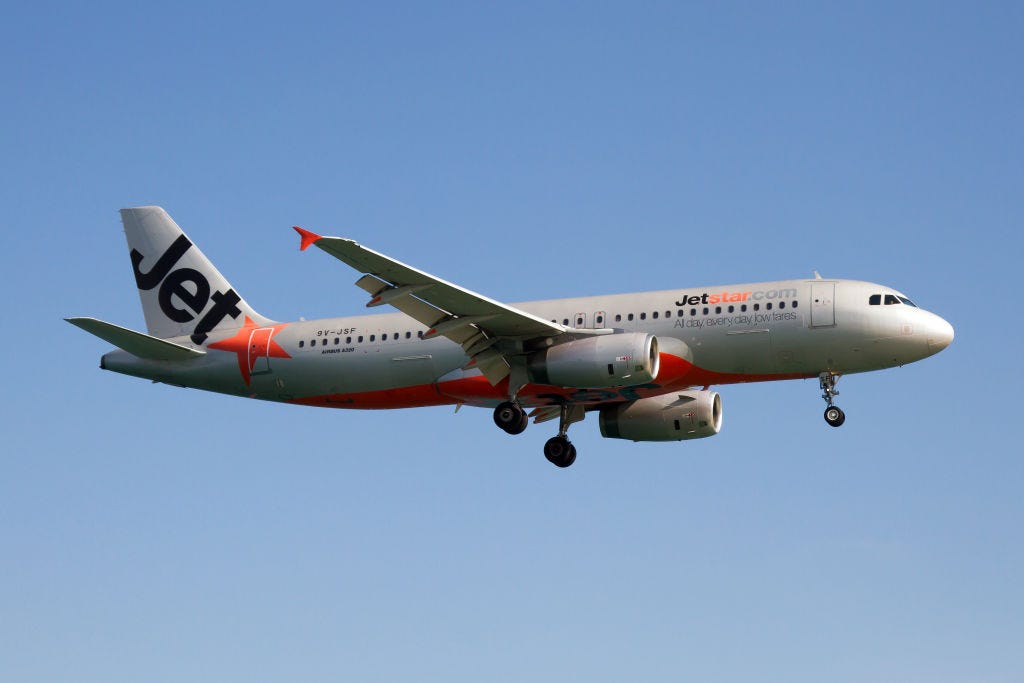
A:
544,404,585,468
493,401,528,435
819,371,845,427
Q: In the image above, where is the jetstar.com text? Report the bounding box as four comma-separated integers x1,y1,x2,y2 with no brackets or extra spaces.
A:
675,288,798,307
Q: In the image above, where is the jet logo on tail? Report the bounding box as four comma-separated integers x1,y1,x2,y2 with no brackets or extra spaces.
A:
131,233,243,344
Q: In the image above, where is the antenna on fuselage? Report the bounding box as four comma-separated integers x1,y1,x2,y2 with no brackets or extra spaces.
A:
813,270,823,279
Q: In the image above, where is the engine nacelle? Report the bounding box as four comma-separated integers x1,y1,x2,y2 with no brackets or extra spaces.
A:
599,390,723,442
528,333,659,389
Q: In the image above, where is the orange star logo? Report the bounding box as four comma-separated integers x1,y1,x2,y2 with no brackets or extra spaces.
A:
208,317,291,386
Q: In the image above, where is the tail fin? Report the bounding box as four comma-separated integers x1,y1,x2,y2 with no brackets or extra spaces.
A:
121,206,272,344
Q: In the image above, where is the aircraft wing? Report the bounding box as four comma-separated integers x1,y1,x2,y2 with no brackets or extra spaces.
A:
294,227,569,384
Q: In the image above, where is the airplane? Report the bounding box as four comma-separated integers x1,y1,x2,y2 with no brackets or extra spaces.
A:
67,206,954,467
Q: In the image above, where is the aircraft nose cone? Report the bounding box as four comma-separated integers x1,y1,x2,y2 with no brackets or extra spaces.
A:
927,315,954,354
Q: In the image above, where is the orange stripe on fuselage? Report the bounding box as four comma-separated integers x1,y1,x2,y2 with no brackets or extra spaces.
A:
287,382,452,410
285,354,815,410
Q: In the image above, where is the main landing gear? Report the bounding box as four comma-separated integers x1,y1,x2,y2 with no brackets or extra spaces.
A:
492,400,584,468
544,405,585,468
544,435,576,468
493,400,528,435
819,371,846,427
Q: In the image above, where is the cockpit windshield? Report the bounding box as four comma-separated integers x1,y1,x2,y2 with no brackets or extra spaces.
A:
869,293,918,307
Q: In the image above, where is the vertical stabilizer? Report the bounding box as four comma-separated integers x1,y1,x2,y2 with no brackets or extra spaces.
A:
121,206,273,343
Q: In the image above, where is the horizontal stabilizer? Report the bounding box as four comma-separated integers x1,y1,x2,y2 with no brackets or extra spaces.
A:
65,317,206,361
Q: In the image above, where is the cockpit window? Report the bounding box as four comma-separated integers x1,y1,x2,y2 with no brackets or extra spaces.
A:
871,293,917,307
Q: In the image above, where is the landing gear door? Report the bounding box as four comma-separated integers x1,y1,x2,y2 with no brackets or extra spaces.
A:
810,282,836,327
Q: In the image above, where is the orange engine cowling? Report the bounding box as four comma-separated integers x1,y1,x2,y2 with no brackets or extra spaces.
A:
599,390,722,441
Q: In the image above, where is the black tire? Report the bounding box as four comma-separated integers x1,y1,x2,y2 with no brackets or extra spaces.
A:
494,401,527,434
824,406,846,427
544,436,575,468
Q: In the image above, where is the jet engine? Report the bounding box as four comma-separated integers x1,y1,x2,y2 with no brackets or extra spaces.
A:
599,390,722,442
529,333,659,389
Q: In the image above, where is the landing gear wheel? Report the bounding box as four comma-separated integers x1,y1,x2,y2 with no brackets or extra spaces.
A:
544,436,576,468
819,372,845,427
824,406,846,427
494,401,528,435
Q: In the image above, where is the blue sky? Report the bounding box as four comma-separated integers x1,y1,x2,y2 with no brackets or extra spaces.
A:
2,2,1022,681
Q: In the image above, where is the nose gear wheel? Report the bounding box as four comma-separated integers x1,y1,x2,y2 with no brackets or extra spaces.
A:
824,405,846,427
819,372,845,427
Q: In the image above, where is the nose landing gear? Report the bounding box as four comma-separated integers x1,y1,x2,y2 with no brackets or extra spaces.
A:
819,372,845,427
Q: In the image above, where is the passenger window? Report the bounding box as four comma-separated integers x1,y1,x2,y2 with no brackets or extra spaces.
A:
334,337,340,345
779,301,785,309
652,312,659,319
885,294,900,305
766,303,772,310
869,294,881,305
640,313,647,320
741,304,747,312
322,339,327,346
406,331,411,339
677,310,684,317
792,301,798,308
346,337,352,344
417,331,424,338
702,307,709,315
299,340,305,348
563,318,569,325
576,317,583,325
628,313,634,321
690,308,697,316
310,339,316,346
727,305,734,313
665,311,671,318
715,306,721,314
358,336,364,343
596,315,604,325
370,335,376,342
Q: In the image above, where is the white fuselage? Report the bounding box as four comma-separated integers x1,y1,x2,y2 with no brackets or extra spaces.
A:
102,277,954,410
